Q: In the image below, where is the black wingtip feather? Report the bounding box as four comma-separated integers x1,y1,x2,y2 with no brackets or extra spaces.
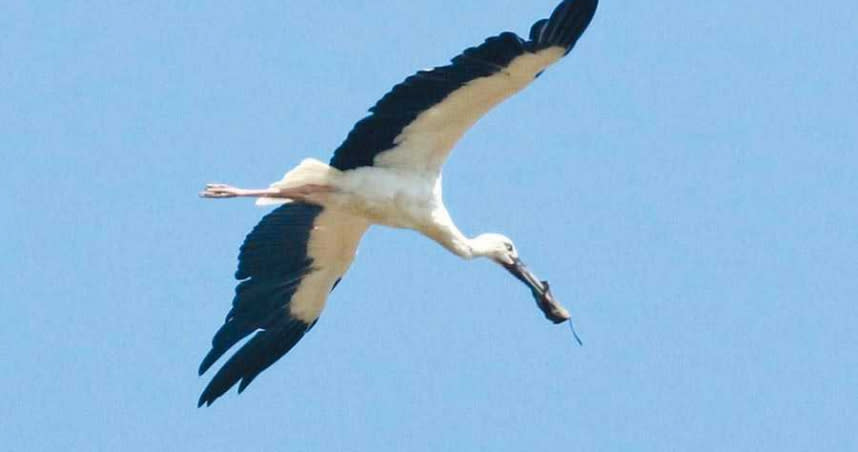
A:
529,19,550,41
198,349,219,376
199,277,308,377
529,0,598,54
197,319,313,407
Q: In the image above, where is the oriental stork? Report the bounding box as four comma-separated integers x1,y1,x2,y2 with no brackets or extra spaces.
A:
197,0,598,406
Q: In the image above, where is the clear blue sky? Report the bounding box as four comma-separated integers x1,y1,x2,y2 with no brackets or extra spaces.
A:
3,1,857,450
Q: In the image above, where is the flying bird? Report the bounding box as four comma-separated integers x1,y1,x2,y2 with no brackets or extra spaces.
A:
197,0,598,406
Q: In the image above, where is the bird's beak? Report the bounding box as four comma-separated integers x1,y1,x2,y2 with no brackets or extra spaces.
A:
501,257,571,324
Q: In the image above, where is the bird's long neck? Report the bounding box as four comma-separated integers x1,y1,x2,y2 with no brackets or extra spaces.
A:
420,207,478,260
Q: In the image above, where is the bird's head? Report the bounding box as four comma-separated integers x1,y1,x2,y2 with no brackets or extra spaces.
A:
471,233,518,264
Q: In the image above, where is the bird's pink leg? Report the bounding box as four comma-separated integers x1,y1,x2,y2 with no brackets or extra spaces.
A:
199,183,333,201
199,184,277,199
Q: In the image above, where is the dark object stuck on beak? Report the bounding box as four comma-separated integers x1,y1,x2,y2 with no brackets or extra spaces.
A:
502,258,583,345
502,258,569,323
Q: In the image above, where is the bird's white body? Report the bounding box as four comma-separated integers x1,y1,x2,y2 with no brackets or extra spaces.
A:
265,159,471,256
327,166,442,230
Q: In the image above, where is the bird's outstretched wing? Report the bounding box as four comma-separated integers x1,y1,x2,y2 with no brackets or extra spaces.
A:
329,0,598,173
198,204,368,406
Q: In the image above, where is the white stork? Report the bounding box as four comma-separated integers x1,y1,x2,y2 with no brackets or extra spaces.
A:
197,0,598,406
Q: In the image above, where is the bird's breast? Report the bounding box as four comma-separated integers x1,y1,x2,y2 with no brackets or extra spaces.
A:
331,167,440,229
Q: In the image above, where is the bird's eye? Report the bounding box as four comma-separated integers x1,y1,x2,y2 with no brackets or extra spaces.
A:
505,243,514,252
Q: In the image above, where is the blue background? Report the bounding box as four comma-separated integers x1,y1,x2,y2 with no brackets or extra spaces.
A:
3,1,856,450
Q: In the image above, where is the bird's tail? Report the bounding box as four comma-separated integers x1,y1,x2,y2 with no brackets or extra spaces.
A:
256,158,340,206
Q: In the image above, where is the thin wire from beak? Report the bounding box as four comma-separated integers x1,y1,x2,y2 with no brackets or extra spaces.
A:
568,318,583,346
